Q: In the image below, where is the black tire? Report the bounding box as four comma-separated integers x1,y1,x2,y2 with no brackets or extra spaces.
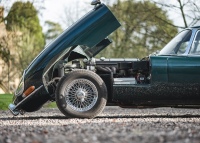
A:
55,69,107,118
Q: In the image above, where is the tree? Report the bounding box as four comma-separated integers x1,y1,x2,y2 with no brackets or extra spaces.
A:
6,1,45,48
98,0,178,58
5,1,45,73
0,2,45,92
60,0,89,28
0,6,12,93
151,0,200,28
0,6,9,62
0,36,11,93
11,27,41,70
44,20,63,42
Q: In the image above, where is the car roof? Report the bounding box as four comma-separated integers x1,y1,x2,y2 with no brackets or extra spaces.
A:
188,25,200,29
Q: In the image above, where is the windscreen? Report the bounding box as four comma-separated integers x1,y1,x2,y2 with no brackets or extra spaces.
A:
159,30,192,55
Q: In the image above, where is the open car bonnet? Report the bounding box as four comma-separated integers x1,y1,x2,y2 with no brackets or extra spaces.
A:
14,3,120,98
24,4,120,80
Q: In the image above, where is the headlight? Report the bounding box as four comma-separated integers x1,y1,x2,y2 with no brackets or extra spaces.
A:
15,71,25,96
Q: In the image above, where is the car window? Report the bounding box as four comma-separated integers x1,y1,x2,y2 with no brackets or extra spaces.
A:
177,41,190,54
159,30,192,55
190,30,200,55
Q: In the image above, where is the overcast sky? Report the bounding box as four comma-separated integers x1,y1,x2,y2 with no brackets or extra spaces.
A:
0,0,193,30
42,0,92,28
41,0,185,30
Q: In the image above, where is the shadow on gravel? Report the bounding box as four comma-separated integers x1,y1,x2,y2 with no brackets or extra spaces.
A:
98,114,200,118
1,114,200,120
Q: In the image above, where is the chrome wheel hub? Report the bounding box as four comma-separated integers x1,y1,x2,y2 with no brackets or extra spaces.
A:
76,89,86,102
64,79,98,112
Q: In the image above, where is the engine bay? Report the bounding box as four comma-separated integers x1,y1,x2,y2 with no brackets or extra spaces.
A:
53,56,150,85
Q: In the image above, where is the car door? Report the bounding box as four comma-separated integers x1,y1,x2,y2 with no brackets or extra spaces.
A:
168,56,200,83
168,29,200,101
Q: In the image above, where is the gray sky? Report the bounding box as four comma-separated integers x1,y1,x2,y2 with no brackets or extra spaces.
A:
41,0,185,29
0,0,197,30
42,0,92,28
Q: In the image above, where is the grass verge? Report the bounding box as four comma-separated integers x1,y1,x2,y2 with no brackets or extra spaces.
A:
0,94,13,110
44,101,57,108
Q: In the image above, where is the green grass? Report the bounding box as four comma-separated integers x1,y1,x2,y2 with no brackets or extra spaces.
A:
0,94,13,110
44,101,57,108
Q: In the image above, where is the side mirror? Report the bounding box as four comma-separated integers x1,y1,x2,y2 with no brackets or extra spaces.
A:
91,0,101,5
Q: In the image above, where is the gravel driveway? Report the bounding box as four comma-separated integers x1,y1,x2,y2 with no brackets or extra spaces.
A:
0,107,200,143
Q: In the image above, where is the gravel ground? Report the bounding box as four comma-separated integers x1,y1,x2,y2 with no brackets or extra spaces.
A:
1,107,200,143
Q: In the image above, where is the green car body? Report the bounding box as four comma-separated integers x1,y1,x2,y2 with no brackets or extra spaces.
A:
113,27,200,106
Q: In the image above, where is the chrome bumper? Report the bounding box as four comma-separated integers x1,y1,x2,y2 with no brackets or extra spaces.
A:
8,85,43,116
8,103,19,116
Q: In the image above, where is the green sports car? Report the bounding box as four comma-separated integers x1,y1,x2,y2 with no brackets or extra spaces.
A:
9,1,200,118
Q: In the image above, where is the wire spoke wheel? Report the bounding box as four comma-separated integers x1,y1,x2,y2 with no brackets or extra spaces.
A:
64,79,98,112
56,70,107,118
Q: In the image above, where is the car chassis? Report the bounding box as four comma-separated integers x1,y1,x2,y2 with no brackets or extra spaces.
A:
9,1,200,118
